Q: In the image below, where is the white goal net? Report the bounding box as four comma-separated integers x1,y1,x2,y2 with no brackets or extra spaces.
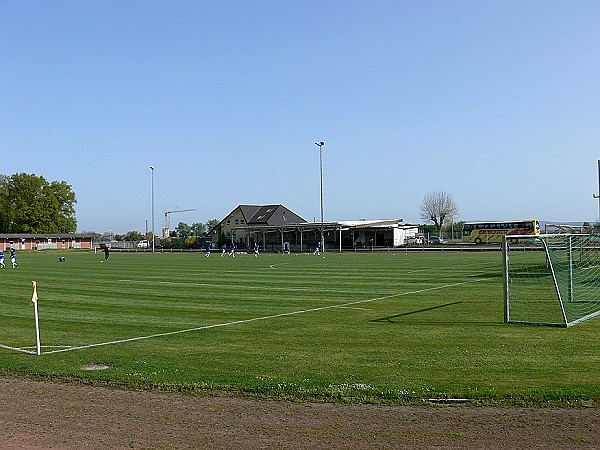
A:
503,234,600,327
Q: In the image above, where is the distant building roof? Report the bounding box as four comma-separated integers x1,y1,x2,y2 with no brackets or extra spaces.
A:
210,204,307,235
0,233,95,239
241,204,307,226
336,219,404,228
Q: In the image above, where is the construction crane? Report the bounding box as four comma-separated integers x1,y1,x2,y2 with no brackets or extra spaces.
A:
164,208,196,238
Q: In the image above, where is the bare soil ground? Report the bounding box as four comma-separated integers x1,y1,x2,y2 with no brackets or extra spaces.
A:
0,378,598,449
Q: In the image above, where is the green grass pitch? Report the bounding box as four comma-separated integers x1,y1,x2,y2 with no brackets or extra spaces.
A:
0,250,598,404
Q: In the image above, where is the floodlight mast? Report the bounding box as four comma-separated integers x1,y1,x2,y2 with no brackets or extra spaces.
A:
150,166,155,253
594,160,600,221
315,141,325,251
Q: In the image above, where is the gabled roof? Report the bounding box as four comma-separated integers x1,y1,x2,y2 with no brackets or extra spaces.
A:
240,204,306,226
210,205,308,235
238,205,262,221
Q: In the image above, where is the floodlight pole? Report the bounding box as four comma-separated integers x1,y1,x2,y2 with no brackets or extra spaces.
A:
150,165,155,253
315,141,325,251
594,160,600,221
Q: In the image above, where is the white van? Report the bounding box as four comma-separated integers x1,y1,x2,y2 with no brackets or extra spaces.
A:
137,240,150,248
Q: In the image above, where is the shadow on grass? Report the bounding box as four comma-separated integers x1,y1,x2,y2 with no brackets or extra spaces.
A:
372,301,463,324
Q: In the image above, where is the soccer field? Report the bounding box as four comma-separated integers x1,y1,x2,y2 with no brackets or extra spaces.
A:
0,250,598,404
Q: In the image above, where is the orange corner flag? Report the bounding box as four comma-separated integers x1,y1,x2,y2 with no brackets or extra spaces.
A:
30,281,38,306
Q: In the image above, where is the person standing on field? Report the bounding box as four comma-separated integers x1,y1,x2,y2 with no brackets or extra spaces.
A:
228,242,235,257
221,243,227,257
205,243,211,257
10,248,17,268
0,249,5,268
254,242,260,257
103,245,110,261
313,240,321,255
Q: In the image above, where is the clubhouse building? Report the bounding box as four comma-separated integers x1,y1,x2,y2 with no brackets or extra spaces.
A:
210,204,418,252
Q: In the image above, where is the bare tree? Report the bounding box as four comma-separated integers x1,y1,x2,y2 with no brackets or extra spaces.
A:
420,191,459,235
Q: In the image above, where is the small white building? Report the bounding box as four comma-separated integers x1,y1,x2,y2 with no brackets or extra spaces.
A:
337,220,419,247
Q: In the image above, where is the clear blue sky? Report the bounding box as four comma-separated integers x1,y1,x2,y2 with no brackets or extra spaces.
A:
2,1,599,234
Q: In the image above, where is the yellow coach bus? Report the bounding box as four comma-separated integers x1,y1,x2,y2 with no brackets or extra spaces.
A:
462,219,540,244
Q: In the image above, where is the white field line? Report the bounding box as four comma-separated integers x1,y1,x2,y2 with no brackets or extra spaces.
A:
37,279,483,355
0,343,37,355
0,344,72,355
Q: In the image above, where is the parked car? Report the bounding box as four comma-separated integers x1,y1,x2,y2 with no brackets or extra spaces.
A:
137,240,150,248
429,236,444,245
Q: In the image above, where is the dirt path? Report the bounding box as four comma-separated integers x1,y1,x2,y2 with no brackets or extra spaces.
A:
0,378,597,449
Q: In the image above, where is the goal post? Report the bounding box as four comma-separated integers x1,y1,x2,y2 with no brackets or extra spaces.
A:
503,234,600,327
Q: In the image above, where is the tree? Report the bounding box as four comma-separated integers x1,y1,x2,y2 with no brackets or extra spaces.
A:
420,191,459,235
0,173,77,233
190,222,206,237
124,230,144,242
174,221,192,238
205,219,219,232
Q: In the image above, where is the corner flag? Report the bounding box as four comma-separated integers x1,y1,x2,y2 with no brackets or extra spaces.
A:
30,281,38,306
30,281,41,355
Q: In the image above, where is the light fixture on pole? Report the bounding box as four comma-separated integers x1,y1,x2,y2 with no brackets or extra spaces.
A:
315,141,325,251
150,165,155,253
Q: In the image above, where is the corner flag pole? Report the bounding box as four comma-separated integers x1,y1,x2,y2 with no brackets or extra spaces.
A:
31,281,41,356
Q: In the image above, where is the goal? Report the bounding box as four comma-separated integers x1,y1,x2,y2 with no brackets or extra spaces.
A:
503,234,600,327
